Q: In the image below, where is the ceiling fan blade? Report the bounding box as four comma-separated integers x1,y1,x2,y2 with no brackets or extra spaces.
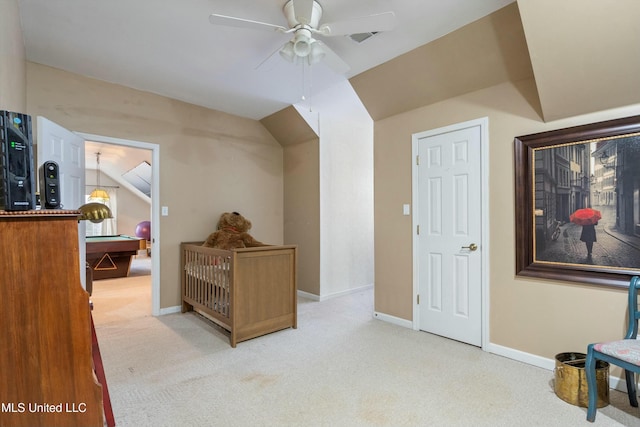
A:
315,41,350,74
254,43,288,71
318,11,396,37
291,0,315,25
209,13,289,33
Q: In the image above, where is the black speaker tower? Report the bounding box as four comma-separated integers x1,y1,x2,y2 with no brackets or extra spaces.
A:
0,111,36,211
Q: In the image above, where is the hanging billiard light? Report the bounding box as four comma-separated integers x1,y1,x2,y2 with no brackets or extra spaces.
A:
89,152,110,202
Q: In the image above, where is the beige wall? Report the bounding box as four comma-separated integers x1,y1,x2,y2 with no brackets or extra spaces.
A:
374,76,639,359
262,106,321,295
27,62,284,309
284,139,320,294
0,0,26,112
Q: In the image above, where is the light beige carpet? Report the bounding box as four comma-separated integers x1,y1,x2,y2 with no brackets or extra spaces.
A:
92,274,639,426
91,255,152,325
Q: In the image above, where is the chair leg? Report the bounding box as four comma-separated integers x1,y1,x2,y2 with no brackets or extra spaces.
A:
585,345,597,422
625,370,638,407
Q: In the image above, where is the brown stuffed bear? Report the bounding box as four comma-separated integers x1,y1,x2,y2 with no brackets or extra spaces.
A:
202,211,266,250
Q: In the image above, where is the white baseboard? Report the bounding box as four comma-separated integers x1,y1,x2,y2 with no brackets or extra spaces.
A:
374,314,632,394
297,290,320,301
485,342,556,371
373,311,413,329
320,284,374,301
486,343,631,392
159,305,181,316
298,284,374,302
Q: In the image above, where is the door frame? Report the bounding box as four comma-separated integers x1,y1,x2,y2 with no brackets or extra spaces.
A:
411,117,490,349
78,132,161,317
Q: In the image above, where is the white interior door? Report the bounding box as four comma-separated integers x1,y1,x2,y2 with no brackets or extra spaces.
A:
37,117,86,288
414,121,483,346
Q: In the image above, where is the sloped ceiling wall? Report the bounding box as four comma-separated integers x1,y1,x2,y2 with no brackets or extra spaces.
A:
349,3,537,121
517,0,640,122
349,1,640,123
260,106,317,146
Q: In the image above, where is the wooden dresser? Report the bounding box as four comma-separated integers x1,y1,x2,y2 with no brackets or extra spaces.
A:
0,211,103,427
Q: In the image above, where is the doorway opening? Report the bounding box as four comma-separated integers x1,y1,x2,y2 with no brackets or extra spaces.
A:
79,132,161,318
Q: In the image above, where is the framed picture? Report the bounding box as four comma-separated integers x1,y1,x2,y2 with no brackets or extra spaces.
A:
514,115,640,288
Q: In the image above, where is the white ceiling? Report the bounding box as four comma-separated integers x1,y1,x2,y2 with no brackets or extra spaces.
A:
84,140,149,172
84,140,151,200
18,0,514,121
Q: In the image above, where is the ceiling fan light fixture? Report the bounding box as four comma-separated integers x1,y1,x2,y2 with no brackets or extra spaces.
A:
279,41,296,62
308,41,325,65
209,0,394,75
292,31,312,57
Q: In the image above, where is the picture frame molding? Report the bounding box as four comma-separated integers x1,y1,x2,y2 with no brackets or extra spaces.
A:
514,114,640,288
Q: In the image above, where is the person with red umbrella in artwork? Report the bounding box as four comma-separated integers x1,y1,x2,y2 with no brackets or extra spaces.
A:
570,208,602,258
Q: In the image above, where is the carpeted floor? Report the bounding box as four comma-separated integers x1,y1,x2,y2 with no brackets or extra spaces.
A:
92,267,639,427
91,255,152,325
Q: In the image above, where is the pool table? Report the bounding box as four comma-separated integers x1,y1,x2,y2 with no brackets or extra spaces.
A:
86,235,145,280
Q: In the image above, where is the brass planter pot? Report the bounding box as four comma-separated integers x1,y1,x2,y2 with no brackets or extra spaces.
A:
554,352,609,408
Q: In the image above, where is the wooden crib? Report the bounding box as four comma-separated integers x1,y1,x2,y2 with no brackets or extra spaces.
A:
181,242,297,347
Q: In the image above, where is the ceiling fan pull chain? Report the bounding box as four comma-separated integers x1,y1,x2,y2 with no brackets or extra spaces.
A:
307,62,314,111
301,61,307,101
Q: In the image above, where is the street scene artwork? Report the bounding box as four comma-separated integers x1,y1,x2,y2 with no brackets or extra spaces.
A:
533,134,640,271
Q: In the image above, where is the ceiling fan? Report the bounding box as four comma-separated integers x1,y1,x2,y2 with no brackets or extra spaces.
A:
209,0,396,74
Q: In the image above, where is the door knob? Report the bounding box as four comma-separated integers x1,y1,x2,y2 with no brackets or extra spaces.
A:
462,243,478,251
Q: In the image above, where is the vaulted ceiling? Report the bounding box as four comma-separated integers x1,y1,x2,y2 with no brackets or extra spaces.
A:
18,0,513,121
18,0,640,131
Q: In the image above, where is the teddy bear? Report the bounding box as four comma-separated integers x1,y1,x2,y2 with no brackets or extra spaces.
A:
202,211,266,250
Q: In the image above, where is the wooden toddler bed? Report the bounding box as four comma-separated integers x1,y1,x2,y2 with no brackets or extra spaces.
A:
181,242,297,347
